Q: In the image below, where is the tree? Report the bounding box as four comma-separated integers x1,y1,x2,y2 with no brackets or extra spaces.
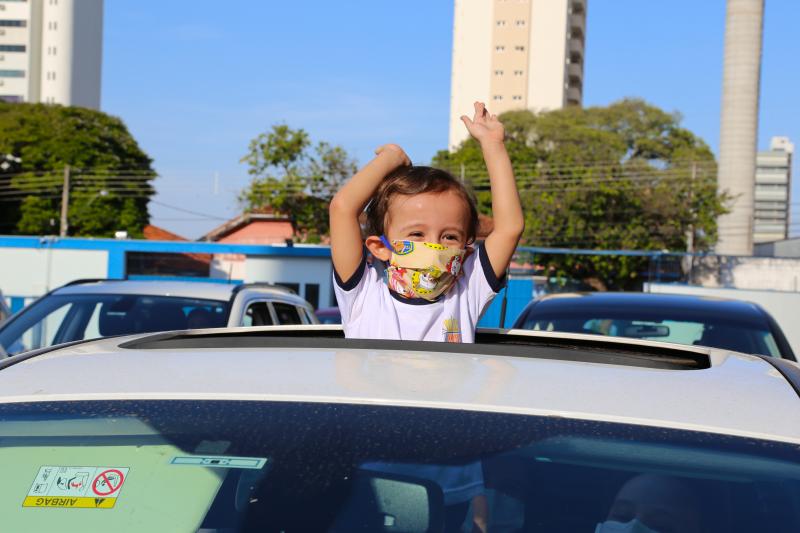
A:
0,102,156,237
433,99,728,290
239,124,357,243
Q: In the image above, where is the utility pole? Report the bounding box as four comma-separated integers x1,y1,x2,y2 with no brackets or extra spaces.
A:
59,165,70,237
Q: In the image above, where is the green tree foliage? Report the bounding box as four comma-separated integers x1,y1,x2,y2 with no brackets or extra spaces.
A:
239,124,357,243
433,99,728,289
0,102,155,237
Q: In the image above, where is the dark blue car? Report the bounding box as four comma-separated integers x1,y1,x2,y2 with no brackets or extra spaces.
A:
512,292,796,360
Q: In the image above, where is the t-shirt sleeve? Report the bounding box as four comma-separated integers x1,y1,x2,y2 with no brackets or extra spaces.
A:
332,249,379,327
463,243,506,320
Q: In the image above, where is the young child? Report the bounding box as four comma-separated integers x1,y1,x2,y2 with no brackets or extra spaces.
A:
329,102,524,342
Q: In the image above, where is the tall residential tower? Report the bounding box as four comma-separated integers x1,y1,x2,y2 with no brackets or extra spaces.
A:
449,0,587,150
753,136,794,244
0,0,103,109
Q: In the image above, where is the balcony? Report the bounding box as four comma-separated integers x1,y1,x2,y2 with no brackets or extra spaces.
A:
569,37,584,59
566,86,582,106
567,62,583,82
569,13,586,40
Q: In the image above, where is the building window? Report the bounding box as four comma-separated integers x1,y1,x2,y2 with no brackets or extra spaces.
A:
495,45,505,52
0,20,27,27
514,69,524,76
46,71,56,80
516,20,526,26
496,20,506,26
512,95,523,101
514,45,525,51
0,45,25,53
0,69,25,78
493,95,503,101
494,69,504,76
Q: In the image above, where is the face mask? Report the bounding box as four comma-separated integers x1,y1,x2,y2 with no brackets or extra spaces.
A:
380,236,466,301
595,519,661,533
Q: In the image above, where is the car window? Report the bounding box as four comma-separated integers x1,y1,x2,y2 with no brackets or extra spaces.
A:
0,294,228,356
272,302,302,325
242,301,274,326
2,400,800,532
520,312,782,357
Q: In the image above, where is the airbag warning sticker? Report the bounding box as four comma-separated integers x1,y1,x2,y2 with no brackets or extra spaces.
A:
23,466,129,509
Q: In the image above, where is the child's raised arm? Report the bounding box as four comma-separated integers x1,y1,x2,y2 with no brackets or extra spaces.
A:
461,102,524,279
329,144,411,281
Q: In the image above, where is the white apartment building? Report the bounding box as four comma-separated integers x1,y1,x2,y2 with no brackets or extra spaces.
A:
0,0,103,109
449,0,587,150
753,136,794,244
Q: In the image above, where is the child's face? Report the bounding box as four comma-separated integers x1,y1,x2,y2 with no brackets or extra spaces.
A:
385,189,470,248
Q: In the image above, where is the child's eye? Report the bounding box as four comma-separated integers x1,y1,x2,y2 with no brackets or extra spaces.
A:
444,234,460,241
408,232,424,239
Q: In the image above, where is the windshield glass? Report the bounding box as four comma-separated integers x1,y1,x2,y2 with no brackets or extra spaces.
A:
517,308,782,357
0,294,228,356
1,400,799,532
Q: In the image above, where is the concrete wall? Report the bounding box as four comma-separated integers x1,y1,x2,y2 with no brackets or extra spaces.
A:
0,247,107,298
647,282,800,355
688,255,800,291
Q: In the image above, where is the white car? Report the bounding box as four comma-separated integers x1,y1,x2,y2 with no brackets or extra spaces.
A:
0,326,799,532
0,279,318,357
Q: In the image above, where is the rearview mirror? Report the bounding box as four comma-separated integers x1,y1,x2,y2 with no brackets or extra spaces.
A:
623,324,670,337
331,469,445,532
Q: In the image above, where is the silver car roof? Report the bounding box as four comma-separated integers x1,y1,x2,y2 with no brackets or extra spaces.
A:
1,327,798,444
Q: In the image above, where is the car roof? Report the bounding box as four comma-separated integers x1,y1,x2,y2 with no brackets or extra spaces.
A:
525,292,767,322
1,327,799,445
51,280,304,304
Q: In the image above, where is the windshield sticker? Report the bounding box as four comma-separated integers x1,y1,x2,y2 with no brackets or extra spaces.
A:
23,466,129,509
170,455,267,469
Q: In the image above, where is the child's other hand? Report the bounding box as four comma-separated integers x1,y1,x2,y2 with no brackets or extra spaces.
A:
375,144,411,167
461,102,505,145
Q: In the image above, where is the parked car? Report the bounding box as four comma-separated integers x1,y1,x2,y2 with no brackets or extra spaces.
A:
512,292,796,360
315,306,342,324
0,279,318,357
0,326,799,531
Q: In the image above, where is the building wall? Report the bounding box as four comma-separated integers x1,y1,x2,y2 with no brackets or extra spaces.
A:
449,0,586,149
0,0,32,102
245,255,335,308
0,0,102,108
0,247,107,298
449,0,493,151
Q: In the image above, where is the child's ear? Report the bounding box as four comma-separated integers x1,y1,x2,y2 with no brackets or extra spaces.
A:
365,235,392,262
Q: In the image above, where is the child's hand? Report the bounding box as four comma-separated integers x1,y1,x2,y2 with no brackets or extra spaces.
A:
461,102,505,145
375,144,411,167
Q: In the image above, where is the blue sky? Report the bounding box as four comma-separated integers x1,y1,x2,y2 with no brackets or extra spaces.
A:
102,1,799,239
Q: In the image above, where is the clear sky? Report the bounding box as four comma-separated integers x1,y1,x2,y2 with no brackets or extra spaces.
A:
102,0,800,239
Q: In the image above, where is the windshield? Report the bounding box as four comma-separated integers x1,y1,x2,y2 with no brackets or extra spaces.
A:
516,308,782,357
1,400,799,533
0,294,228,356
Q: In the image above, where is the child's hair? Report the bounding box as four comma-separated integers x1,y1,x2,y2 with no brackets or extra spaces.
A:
365,166,479,243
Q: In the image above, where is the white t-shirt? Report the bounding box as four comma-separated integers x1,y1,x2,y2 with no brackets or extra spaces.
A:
333,245,503,342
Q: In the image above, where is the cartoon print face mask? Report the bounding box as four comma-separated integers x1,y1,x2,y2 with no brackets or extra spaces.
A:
380,236,467,301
